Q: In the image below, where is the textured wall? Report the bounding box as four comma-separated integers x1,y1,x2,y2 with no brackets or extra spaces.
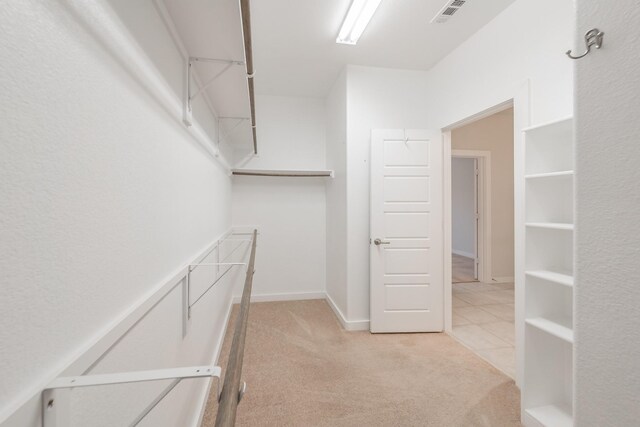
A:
232,95,327,299
574,0,640,424
325,70,349,317
0,1,235,425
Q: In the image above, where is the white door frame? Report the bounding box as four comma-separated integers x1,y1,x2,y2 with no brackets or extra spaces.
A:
441,80,530,388
451,150,492,284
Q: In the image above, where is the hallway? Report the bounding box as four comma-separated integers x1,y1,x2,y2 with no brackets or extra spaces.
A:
204,300,520,426
451,282,515,379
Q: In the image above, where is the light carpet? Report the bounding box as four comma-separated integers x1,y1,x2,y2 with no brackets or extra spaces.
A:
202,300,520,426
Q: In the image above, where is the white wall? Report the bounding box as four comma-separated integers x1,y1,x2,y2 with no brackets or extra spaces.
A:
451,158,476,258
339,0,574,326
574,0,640,424
325,70,349,315
426,0,574,130
232,95,327,300
0,1,238,425
452,109,515,279
345,65,431,322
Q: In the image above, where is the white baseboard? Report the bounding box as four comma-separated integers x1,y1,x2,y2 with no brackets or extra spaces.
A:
492,276,515,283
191,295,234,427
229,291,371,332
452,249,475,259
325,293,370,331
232,291,326,304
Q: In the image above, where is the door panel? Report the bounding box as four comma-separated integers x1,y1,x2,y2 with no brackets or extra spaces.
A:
383,177,430,202
370,129,443,333
385,285,431,310
384,212,430,238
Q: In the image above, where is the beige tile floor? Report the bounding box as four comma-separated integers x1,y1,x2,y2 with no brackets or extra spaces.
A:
450,281,516,378
452,253,478,283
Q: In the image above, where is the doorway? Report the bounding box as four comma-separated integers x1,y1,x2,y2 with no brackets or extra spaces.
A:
452,157,478,283
447,107,516,379
451,151,491,284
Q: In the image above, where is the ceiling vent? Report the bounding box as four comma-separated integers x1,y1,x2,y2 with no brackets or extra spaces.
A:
431,0,467,24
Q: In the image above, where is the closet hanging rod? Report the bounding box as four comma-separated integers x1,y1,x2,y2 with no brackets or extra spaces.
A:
231,169,335,178
215,229,257,427
239,0,257,155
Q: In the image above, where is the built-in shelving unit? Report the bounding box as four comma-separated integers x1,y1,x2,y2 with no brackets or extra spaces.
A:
522,117,575,427
231,169,334,177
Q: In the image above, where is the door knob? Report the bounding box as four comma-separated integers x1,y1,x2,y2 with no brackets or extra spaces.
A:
374,238,390,245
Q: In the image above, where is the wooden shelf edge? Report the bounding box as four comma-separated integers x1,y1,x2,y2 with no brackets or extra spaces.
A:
525,270,574,287
525,317,573,343
231,169,334,177
525,403,573,427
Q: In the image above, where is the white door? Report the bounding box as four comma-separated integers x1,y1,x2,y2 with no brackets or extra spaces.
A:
370,129,443,333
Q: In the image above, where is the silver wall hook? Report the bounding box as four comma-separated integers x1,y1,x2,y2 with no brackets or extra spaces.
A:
566,28,604,60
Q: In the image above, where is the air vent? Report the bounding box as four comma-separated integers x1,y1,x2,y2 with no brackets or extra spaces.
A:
431,0,468,24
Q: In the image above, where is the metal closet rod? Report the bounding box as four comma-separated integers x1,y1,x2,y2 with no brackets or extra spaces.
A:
240,0,257,155
215,229,257,427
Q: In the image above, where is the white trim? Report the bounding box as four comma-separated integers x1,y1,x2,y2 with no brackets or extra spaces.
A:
325,293,370,331
232,291,326,304
452,249,475,259
451,149,492,283
492,276,515,283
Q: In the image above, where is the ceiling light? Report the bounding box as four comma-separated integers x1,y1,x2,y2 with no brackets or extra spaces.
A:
336,0,383,45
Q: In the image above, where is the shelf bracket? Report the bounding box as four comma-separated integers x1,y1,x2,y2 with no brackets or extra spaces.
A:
185,57,245,127
42,366,221,427
218,117,250,144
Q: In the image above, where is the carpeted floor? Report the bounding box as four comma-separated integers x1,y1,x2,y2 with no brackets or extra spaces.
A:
202,300,520,427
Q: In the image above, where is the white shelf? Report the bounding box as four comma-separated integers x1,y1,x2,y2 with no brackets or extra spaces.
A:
231,169,334,177
526,222,574,231
523,117,574,422
525,170,574,180
525,317,573,343
525,403,573,427
525,270,574,287
522,116,573,133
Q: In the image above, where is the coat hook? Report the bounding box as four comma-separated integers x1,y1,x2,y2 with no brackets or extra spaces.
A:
566,28,604,60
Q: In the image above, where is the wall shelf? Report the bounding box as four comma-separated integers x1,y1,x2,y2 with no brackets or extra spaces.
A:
525,222,574,231
525,270,573,287
523,117,574,426
525,317,573,343
525,170,574,180
525,403,573,427
231,169,334,177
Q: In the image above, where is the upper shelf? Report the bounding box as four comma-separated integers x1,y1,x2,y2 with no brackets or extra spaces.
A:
163,0,257,154
231,169,334,178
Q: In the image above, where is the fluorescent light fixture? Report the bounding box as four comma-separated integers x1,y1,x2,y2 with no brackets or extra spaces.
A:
336,0,383,45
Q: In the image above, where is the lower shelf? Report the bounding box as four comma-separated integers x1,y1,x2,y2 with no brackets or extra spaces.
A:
525,317,573,343
525,403,572,427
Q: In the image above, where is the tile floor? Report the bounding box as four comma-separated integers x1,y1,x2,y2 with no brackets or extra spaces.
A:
450,281,516,378
452,253,478,283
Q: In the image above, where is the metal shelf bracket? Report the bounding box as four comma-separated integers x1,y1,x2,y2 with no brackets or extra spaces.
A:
42,366,222,427
185,57,245,126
